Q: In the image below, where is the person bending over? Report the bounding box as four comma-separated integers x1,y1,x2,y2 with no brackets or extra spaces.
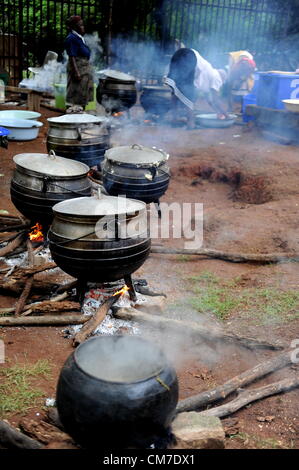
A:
164,48,228,129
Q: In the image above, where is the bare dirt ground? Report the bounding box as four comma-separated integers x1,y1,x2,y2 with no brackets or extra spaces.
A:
0,104,298,449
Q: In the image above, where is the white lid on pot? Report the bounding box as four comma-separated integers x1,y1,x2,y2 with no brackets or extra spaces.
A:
13,151,90,177
47,113,108,125
98,69,136,82
52,190,145,216
105,144,169,165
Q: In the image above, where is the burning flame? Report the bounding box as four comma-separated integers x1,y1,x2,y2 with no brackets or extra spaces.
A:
112,111,124,117
113,285,129,297
29,222,44,242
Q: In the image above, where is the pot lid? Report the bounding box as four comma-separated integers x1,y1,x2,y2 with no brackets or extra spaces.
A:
47,113,108,125
98,68,136,82
142,85,171,91
13,150,90,176
52,190,145,216
105,144,169,165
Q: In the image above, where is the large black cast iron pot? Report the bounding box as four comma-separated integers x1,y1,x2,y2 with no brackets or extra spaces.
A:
96,69,137,113
56,335,179,448
140,85,172,117
10,151,91,225
48,191,150,282
47,114,110,169
102,144,170,204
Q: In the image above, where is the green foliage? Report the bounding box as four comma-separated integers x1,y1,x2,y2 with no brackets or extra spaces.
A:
188,271,299,323
0,359,52,417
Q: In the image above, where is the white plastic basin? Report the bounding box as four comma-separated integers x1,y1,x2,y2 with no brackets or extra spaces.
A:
0,110,41,120
0,118,43,140
282,99,299,113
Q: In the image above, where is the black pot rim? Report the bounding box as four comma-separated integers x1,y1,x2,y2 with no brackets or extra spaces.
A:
73,335,166,385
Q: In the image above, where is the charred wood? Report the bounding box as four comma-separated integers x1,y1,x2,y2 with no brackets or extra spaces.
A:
0,420,43,449
14,240,34,316
21,300,81,316
0,231,27,257
73,293,121,347
19,418,75,446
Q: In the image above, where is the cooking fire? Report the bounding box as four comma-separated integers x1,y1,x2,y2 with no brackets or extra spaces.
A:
113,284,130,296
28,222,44,242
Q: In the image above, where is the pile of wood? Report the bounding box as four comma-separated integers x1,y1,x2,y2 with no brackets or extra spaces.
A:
0,214,87,326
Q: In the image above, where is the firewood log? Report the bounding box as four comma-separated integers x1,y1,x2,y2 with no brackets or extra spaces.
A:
19,418,75,446
150,246,299,264
114,307,285,351
0,231,27,257
0,420,43,449
176,350,293,413
0,314,90,326
73,293,121,347
198,376,299,418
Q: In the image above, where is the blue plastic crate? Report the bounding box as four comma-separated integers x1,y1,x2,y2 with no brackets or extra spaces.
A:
242,93,256,122
256,72,299,109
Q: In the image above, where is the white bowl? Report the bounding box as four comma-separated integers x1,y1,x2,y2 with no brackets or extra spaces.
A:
0,118,43,140
282,99,299,113
195,113,237,128
0,110,41,120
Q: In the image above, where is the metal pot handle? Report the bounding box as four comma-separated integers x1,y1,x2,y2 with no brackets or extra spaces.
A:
131,144,143,150
48,150,56,160
149,166,157,180
152,146,169,160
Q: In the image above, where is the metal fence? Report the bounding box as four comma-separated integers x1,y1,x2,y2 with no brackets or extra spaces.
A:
0,0,294,86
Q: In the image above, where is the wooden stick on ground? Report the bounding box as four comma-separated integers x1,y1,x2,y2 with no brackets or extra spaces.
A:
0,262,59,297
0,223,31,233
0,231,27,257
198,376,299,418
176,350,293,413
6,261,57,279
73,293,121,347
0,314,90,326
19,418,75,446
150,246,299,264
114,307,285,351
0,277,61,296
21,300,81,316
15,240,34,316
0,420,43,449
0,292,70,316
